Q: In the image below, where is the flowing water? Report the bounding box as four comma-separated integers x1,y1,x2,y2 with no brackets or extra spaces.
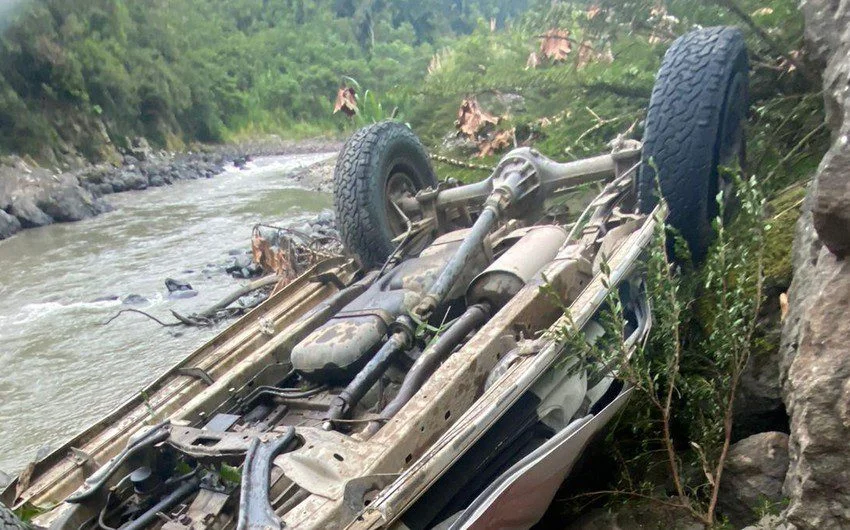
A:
0,153,334,475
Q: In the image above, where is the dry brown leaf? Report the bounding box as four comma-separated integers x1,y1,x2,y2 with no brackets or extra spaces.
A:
576,40,595,69
586,5,602,20
525,51,540,70
540,29,572,62
455,98,500,139
251,234,278,272
751,7,774,17
477,128,515,157
333,86,357,117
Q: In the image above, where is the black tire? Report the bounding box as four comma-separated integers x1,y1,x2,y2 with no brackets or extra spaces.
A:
333,121,437,269
638,26,749,259
0,503,26,530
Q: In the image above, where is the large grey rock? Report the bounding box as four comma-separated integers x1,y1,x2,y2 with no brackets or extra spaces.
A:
719,432,789,527
36,176,105,222
779,2,850,528
0,209,21,239
10,195,53,227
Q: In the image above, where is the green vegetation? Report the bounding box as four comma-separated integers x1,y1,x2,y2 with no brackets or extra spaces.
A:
412,0,826,197
0,0,529,162
549,175,768,525
0,0,828,183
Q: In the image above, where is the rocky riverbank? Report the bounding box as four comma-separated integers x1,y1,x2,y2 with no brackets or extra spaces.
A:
0,136,342,241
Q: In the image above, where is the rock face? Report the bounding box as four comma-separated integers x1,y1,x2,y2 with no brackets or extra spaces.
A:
803,1,850,258
718,432,789,527
780,2,850,528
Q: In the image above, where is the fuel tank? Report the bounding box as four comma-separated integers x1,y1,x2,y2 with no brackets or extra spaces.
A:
291,228,492,382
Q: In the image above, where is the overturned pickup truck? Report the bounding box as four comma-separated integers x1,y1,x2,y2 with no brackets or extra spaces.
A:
1,27,748,530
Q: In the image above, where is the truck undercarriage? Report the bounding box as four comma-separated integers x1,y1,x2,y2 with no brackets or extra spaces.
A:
1,26,749,530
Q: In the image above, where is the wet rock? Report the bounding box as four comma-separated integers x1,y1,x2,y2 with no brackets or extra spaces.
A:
92,295,119,302
225,254,258,278
237,291,267,309
165,278,193,292
121,294,149,305
35,445,52,461
168,289,198,300
718,432,789,527
0,469,10,489
148,175,165,187
36,179,106,222
121,170,149,191
316,209,334,225
0,209,21,239
10,195,53,228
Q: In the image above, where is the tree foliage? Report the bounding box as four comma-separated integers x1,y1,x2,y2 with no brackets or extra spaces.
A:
0,0,529,161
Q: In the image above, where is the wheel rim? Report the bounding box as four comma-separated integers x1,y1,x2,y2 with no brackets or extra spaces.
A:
385,171,420,236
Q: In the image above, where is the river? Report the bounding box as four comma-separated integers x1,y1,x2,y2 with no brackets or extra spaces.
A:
0,153,334,475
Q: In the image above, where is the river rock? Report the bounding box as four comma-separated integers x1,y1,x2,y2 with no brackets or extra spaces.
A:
165,278,193,292
119,169,149,191
168,289,198,299
10,195,53,227
36,176,106,222
779,2,850,528
0,209,21,238
121,294,149,305
718,432,789,527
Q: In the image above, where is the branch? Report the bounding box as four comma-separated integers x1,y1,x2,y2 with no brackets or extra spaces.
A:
710,0,818,85
102,309,182,327
765,121,827,182
197,274,281,318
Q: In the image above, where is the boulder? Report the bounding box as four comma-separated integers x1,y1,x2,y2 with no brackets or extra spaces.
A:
10,195,53,227
36,177,105,222
0,209,22,239
718,432,789,527
165,278,193,292
121,294,149,305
